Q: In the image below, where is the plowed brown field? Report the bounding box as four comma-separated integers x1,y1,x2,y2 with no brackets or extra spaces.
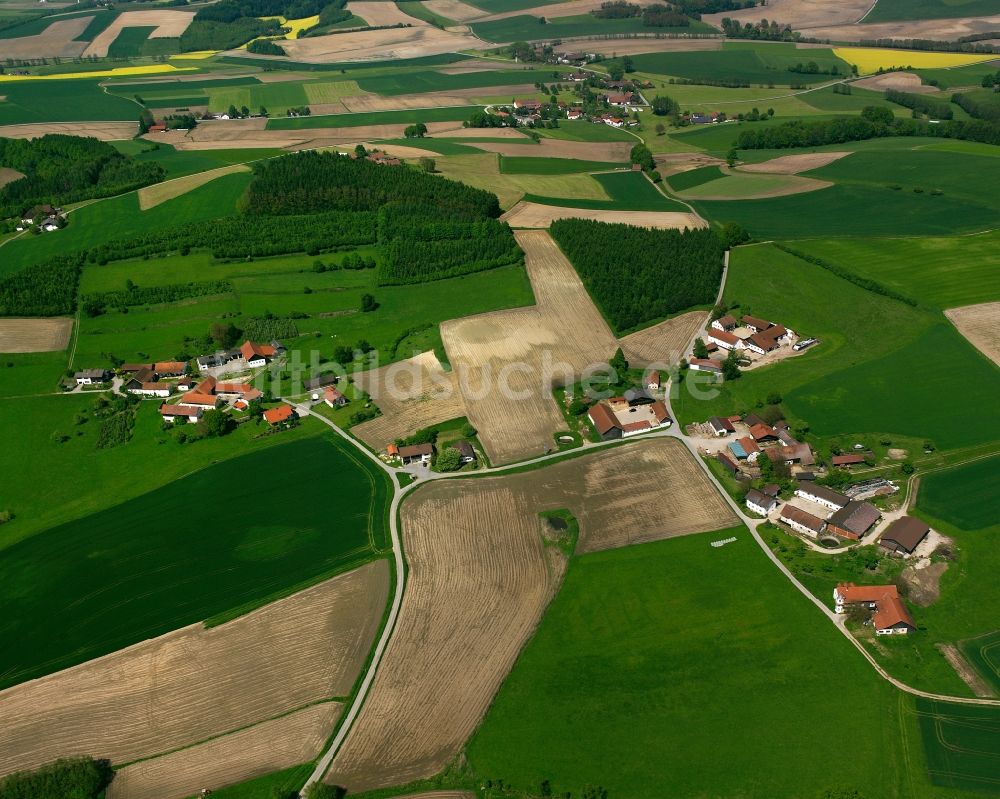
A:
0,122,137,141
277,25,480,62
0,561,388,777
353,351,467,452
441,229,617,464
0,317,72,353
1,16,89,59
946,302,1000,367
326,438,735,791
617,309,708,368
107,702,342,799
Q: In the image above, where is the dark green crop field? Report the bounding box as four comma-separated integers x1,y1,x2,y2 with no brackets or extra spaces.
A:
106,25,155,58
468,529,920,798
960,630,1000,697
266,105,483,130
0,79,140,125
471,13,707,43
914,698,1000,794
525,171,688,211
356,68,547,96
0,433,390,690
864,0,1000,21
500,156,627,174
917,456,1000,532
666,164,726,192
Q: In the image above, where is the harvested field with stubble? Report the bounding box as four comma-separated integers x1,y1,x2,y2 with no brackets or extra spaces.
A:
422,0,485,22
0,560,388,778
0,167,24,188
350,0,426,26
738,151,851,174
502,201,705,230
0,16,90,59
137,163,249,209
352,351,467,452
83,9,194,57
107,702,342,799
0,121,137,140
0,317,72,353
475,0,613,22
617,310,708,368
441,230,617,464
326,438,735,791
853,70,937,94
277,25,480,62
704,0,871,30
946,302,1000,367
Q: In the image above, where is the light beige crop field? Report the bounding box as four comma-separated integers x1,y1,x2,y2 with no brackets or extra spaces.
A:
0,16,90,59
338,84,537,113
0,560,388,777
476,0,611,23
441,229,617,464
501,201,705,230
0,122,137,140
353,351,467,452
0,167,24,189
277,25,481,62
738,151,851,174
852,71,937,95
326,438,735,791
421,0,485,22
351,0,425,26
704,0,872,31
107,703,342,799
83,10,195,58
137,163,249,210
810,14,1000,42
617,309,708,368
945,302,1000,367
471,138,633,162
0,317,73,353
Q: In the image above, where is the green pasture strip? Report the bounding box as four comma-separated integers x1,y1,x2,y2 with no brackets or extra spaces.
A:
356,67,546,96
533,119,638,142
799,84,903,114
914,698,1000,794
672,243,1000,453
141,95,207,108
267,105,483,130
0,7,106,39
499,155,627,174
787,231,1000,309
0,171,252,277
217,51,464,72
106,25,155,58
106,77,263,98
179,763,314,799
0,79,140,125
666,164,726,191
396,1,457,27
378,138,483,155
467,0,564,12
74,8,120,40
912,62,1000,89
468,530,917,798
0,431,390,690
864,0,1000,22
525,171,687,211
959,629,1000,696
918,455,1000,532
471,13,709,43
631,42,849,86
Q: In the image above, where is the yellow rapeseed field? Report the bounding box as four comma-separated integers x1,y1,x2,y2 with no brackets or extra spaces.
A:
260,14,320,38
170,50,220,60
0,65,197,82
834,47,998,76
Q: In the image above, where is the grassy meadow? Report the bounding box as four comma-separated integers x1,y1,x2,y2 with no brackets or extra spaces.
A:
266,105,483,130
523,170,688,211
914,699,1000,794
0,432,391,689
864,0,1000,20
0,78,140,124
471,13,708,42
467,529,938,798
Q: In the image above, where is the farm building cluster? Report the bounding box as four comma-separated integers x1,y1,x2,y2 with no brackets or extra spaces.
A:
587,377,673,441
834,582,916,635
692,312,816,376
16,203,65,233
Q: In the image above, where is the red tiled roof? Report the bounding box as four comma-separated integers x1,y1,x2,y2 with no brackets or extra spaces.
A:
263,405,295,424
748,423,777,441
622,420,651,433
324,386,345,402
737,436,760,454
241,340,276,361
386,443,399,456
154,361,187,374
159,404,200,418
780,505,825,533
708,329,739,346
690,358,722,370
832,453,866,466
181,392,218,407
650,400,670,424
873,596,915,631
140,382,170,391
836,582,899,604
588,403,620,435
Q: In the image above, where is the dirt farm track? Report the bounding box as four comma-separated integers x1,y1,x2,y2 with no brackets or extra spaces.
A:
326,438,736,791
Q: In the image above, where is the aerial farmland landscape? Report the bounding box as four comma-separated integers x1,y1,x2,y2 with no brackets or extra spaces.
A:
0,0,999,796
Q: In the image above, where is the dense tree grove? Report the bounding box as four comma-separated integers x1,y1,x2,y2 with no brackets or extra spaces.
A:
380,232,522,285
81,280,234,316
194,0,341,23
179,18,282,51
884,89,953,119
0,254,83,316
0,757,113,799
735,112,1000,148
243,152,501,219
0,135,163,219
550,219,725,333
246,38,286,56
592,1,690,27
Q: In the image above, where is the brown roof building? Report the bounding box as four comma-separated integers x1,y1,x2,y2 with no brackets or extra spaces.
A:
879,516,930,555
589,403,622,440
780,505,826,536
827,500,881,540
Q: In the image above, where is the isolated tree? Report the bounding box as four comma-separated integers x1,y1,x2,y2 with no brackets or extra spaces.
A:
655,122,666,135
629,143,655,172
227,104,238,118
435,447,463,472
259,105,268,117
461,422,477,438
610,347,629,380
419,156,436,173
198,408,234,438
726,147,739,167
861,105,893,126
722,348,741,381
719,222,750,248
360,293,377,312
651,94,678,116
693,338,709,359
354,144,367,158
403,122,427,138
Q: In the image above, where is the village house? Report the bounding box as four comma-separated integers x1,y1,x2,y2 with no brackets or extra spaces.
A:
589,403,622,441
689,358,723,375
741,315,774,334
771,443,815,467
624,388,655,406
826,500,881,540
566,108,583,120
240,340,282,368
454,440,477,464
737,436,760,458
708,416,735,436
706,328,741,351
215,382,263,402
605,92,634,106
513,98,542,110
20,203,61,225
795,483,848,511
121,363,154,374
399,442,433,465
763,483,780,498
176,375,197,392
748,423,779,444
181,377,220,409
745,488,777,516
780,504,826,537
834,583,915,635
153,361,188,377
711,315,738,332
127,381,171,398
159,404,203,424
196,352,234,371
305,374,338,391
263,405,297,426
74,368,110,385
879,516,931,555
324,386,348,408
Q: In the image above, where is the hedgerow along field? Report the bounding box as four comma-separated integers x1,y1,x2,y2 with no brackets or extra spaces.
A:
467,530,927,799
0,432,391,689
914,698,1000,794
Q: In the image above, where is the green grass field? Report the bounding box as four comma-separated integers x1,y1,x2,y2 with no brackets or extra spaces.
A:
355,67,547,96
379,138,484,155
787,231,1000,309
0,79,140,125
632,42,850,86
864,0,1000,21
499,155,627,174
125,141,282,178
396,1,457,27
467,0,564,12
467,529,930,798
0,7,114,39
181,763,313,799
679,170,810,199
666,164,726,191
534,119,637,142
106,25,155,58
525,170,688,211
266,105,483,130
0,171,252,277
0,432,390,689
914,698,1000,794
960,630,1000,696
918,456,1000,532
471,13,707,42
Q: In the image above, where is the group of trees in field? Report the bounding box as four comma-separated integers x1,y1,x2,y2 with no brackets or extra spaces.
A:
0,253,83,316
242,314,300,341
247,38,286,56
0,757,113,799
81,279,234,317
0,135,163,220
550,219,725,333
592,1,691,27
720,17,796,40
180,17,282,51
734,106,1000,148
884,89,953,120
952,91,1000,123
